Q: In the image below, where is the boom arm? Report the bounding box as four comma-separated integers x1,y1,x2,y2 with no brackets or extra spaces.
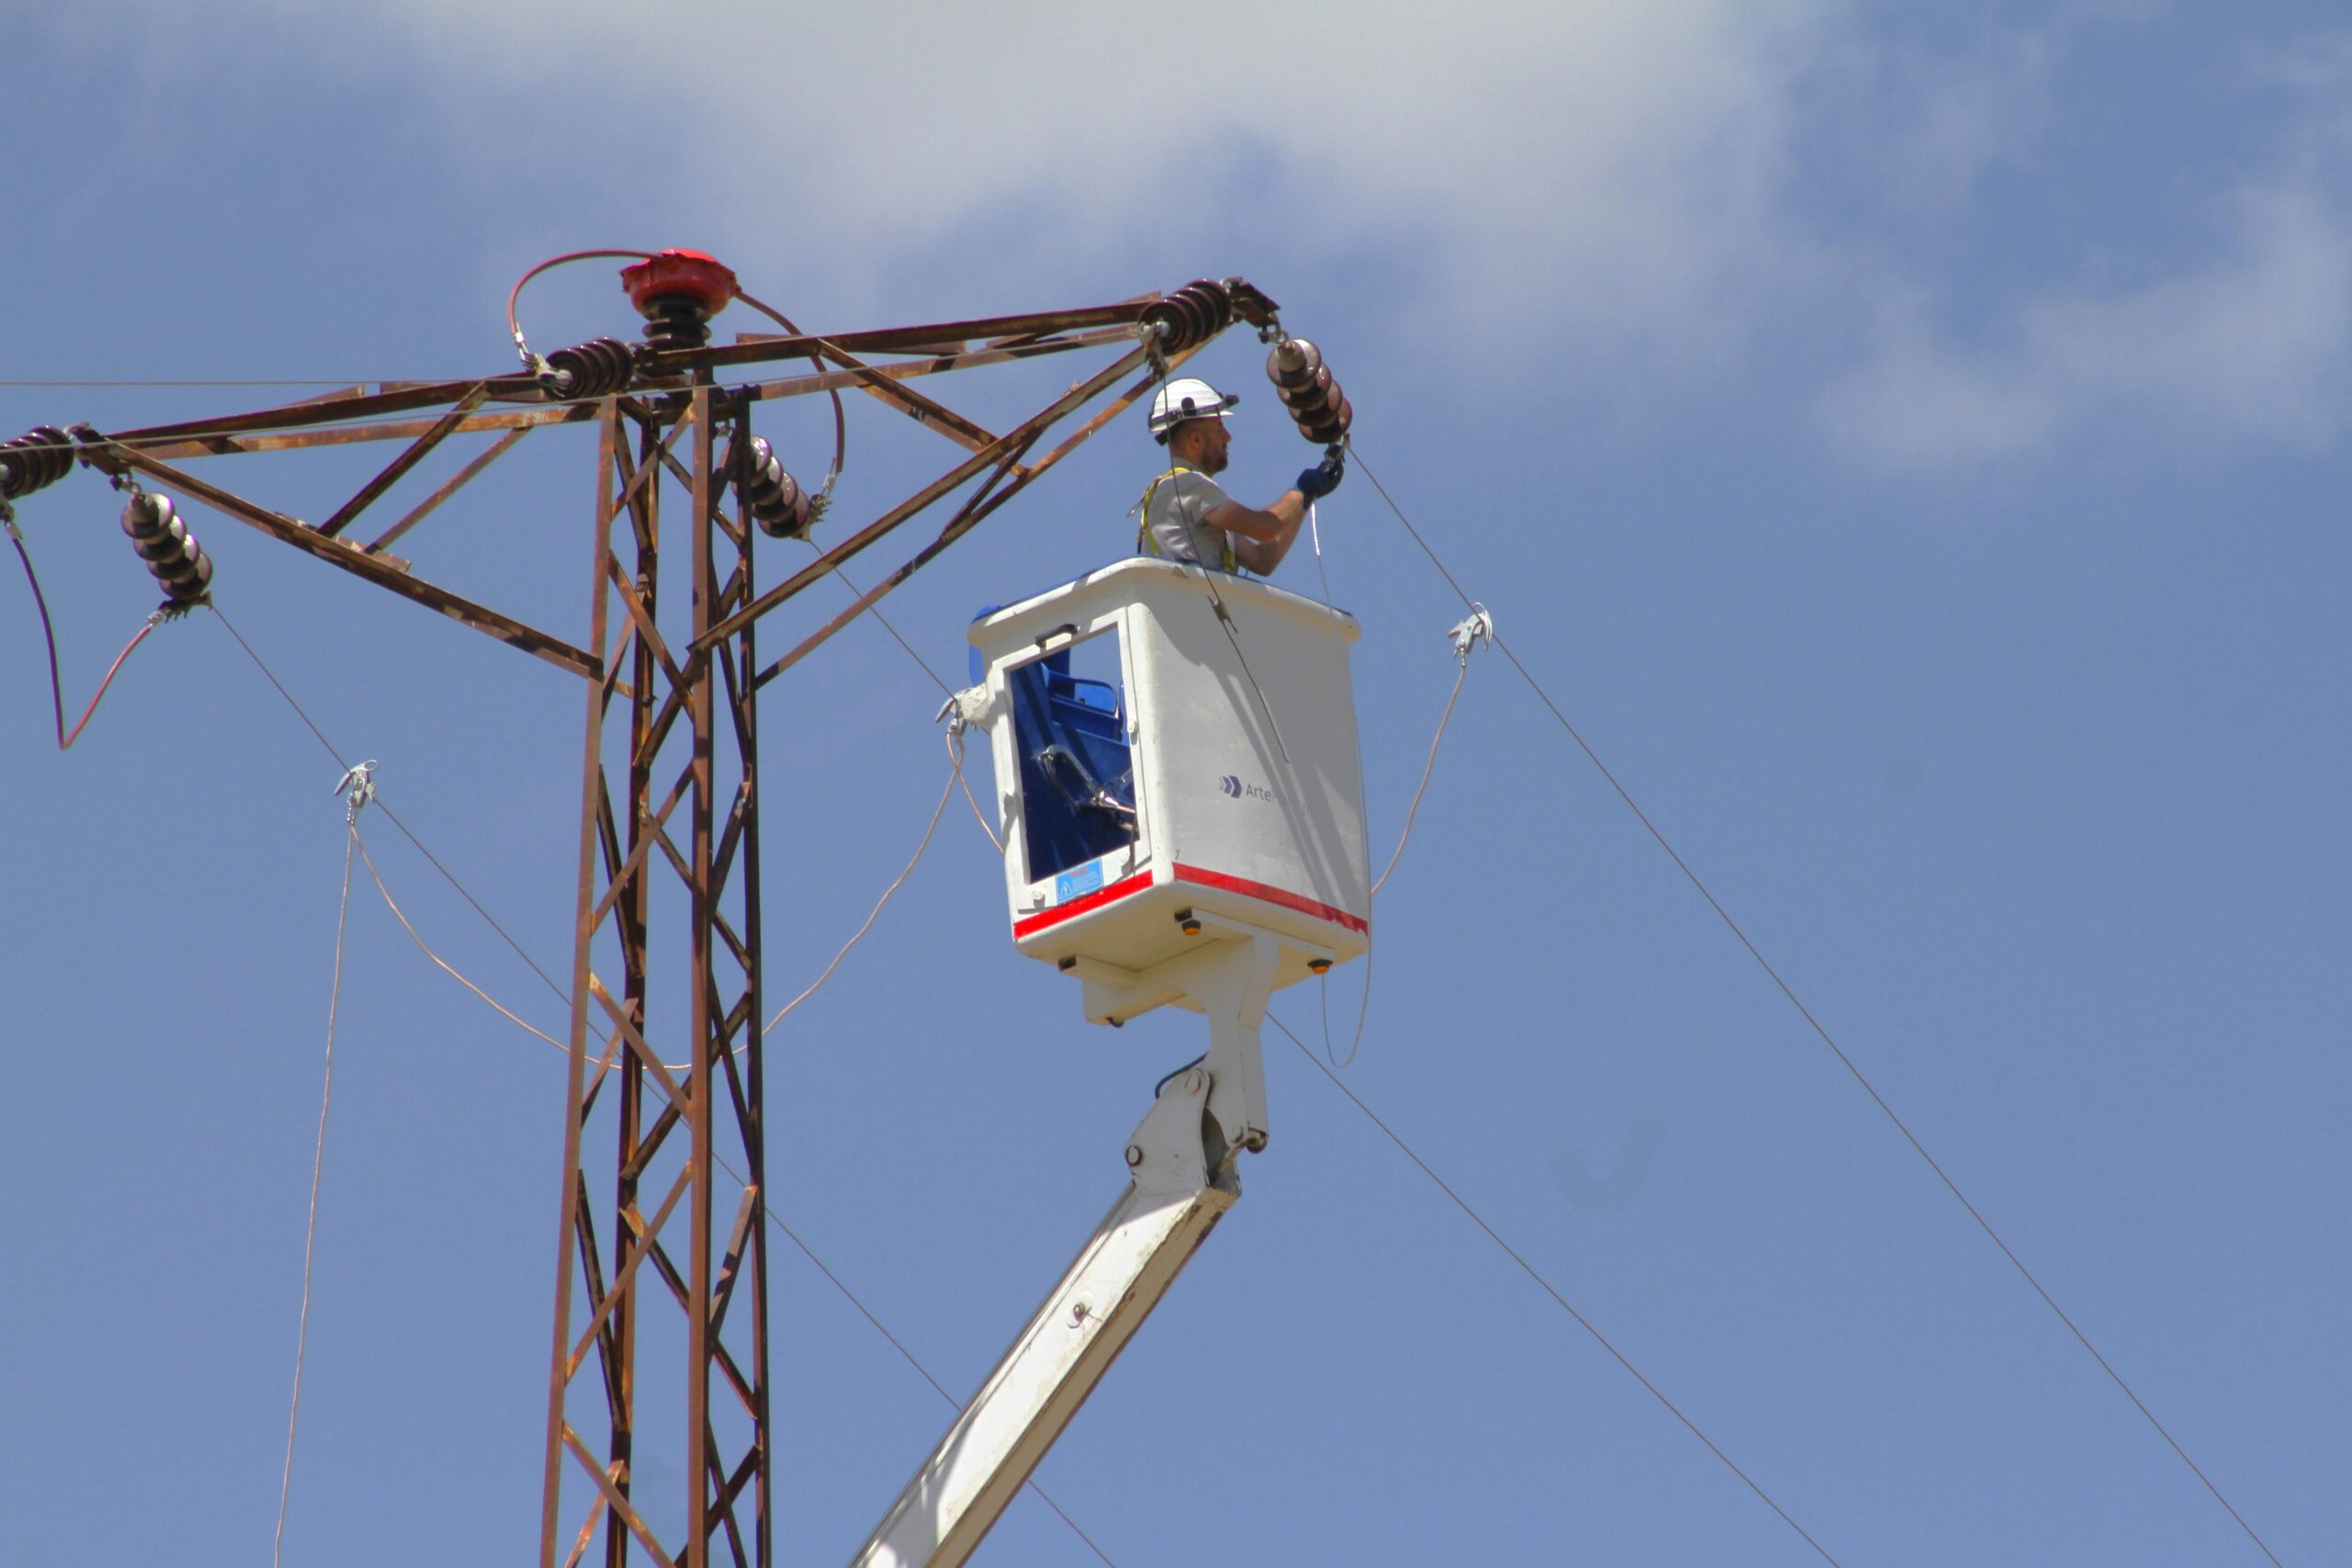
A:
848,1072,1235,1568
851,926,1302,1568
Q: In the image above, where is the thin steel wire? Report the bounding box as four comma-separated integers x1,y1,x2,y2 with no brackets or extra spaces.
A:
275,824,355,1568
1346,443,2283,1568
210,602,573,1008
819,547,957,698
1266,1011,1844,1566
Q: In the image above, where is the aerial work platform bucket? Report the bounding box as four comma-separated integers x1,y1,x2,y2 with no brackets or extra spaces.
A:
967,557,1371,1004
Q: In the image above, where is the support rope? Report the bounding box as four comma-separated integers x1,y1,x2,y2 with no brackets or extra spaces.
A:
352,827,567,1055
950,729,1002,852
274,823,355,1568
764,763,955,1034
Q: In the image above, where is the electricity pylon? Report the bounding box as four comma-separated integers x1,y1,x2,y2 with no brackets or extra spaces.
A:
7,259,1263,1568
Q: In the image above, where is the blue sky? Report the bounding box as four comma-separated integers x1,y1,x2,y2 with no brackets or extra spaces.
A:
3,4,2344,1563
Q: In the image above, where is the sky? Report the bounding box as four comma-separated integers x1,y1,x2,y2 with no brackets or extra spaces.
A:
3,3,2346,1563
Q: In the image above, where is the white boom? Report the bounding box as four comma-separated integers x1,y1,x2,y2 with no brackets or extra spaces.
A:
849,924,1302,1568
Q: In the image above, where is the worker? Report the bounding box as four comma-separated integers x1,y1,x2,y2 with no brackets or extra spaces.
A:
1138,376,1344,577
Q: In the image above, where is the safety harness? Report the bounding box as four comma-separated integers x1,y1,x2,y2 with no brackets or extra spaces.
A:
1136,464,1238,575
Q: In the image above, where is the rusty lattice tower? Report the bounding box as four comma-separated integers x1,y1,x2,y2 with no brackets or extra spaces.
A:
6,257,1271,1568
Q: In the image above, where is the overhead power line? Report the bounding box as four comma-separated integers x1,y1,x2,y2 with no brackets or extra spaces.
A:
1267,1011,1845,1566
1346,444,2283,1568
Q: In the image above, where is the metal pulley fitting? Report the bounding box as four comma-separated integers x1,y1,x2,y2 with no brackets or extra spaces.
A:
1266,338,1352,445
620,249,739,351
0,426,73,501
120,491,214,604
729,434,812,539
538,337,636,401
1140,278,1235,355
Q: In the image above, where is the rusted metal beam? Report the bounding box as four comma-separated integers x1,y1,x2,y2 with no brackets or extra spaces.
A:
543,406,623,1568
563,1427,680,1568
656,299,1148,376
112,372,542,446
799,342,996,452
565,1163,694,1382
315,382,490,538
100,308,1141,453
695,341,1156,651
107,326,1132,462
587,974,688,1110
365,426,531,555
131,400,603,461
750,350,1184,691
95,446,599,680
521,307,1190,1568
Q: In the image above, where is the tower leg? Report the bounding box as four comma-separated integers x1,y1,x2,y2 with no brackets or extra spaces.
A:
540,388,770,1568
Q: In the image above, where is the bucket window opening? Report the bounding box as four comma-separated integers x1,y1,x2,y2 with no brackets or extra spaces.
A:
1011,626,1139,884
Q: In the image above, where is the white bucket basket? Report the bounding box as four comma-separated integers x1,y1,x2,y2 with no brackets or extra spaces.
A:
968,557,1371,1001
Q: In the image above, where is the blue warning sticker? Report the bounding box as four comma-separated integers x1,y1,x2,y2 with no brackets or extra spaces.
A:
1055,860,1104,903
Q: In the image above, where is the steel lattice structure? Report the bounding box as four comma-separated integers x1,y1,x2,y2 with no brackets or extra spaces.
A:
21,274,1278,1568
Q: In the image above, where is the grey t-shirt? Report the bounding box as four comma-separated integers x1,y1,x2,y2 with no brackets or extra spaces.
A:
1140,467,1235,570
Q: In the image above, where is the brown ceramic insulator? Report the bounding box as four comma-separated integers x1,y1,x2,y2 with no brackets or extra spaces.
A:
1182,278,1233,333
165,551,215,602
1170,293,1209,349
1277,364,1335,411
131,522,188,562
1301,393,1353,444
121,491,172,540
0,425,72,501
1141,278,1233,353
1266,338,1323,389
121,492,212,600
639,297,714,351
1139,295,1192,350
540,337,636,400
731,434,813,539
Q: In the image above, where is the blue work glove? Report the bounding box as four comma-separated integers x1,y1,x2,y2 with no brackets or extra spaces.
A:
1295,447,1346,502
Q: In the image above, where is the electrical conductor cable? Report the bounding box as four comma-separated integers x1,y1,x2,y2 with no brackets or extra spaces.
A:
1267,1010,1845,1565
1343,441,2284,1568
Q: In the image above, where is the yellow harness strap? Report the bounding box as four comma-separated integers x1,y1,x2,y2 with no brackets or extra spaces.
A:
1136,464,1238,574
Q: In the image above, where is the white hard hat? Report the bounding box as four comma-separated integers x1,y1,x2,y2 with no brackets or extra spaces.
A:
1148,377,1240,439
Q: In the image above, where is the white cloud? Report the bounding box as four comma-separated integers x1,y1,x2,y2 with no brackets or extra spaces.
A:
155,0,1847,377
1884,33,2054,215
1819,164,2352,468
54,2,2352,474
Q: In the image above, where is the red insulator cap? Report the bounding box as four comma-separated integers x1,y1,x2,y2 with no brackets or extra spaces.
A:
619,249,739,317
